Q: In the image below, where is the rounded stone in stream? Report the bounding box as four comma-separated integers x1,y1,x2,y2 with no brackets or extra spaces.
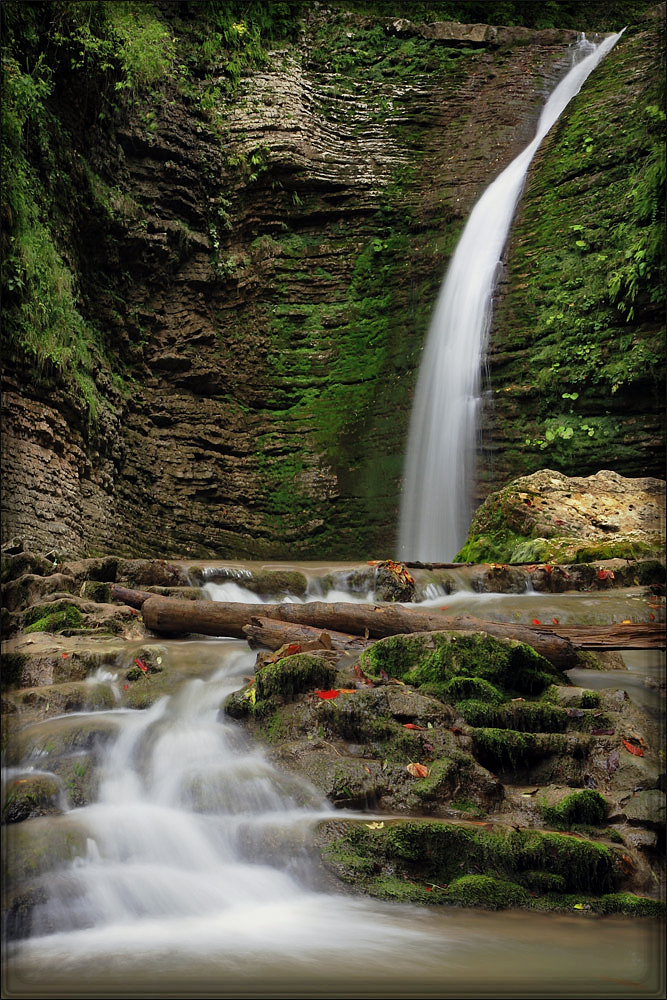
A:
2,774,64,823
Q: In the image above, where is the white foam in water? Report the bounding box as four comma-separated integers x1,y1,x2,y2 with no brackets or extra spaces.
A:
8,645,448,982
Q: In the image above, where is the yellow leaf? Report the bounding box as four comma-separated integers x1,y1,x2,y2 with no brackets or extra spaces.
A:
365,821,385,829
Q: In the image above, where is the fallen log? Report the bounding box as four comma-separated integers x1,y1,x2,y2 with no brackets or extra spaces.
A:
243,616,372,652
110,583,156,609
140,597,582,668
522,622,666,650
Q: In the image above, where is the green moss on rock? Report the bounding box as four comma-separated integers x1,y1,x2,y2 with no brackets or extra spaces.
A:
24,604,84,634
446,874,531,909
439,676,505,704
255,653,338,702
359,632,564,700
457,700,569,732
541,790,609,829
322,819,620,909
2,774,63,823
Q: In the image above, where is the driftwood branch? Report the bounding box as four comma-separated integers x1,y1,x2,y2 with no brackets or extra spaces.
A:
243,616,373,652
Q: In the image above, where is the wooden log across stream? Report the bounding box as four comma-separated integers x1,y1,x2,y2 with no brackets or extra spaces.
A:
111,584,665,668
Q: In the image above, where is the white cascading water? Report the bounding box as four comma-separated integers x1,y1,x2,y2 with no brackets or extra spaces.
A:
8,643,443,985
398,32,622,562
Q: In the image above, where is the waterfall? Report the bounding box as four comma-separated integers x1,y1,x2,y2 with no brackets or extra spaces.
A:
398,31,622,562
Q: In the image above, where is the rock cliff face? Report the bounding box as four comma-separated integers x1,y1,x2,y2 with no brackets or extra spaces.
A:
480,6,665,502
1,4,662,559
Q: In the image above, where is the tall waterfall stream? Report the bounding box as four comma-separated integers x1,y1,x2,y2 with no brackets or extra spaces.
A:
4,576,663,997
398,32,622,562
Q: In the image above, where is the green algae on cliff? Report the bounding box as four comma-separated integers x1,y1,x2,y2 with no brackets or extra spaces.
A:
484,8,665,493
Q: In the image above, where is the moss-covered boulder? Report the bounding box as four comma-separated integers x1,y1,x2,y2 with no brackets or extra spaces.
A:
359,631,565,698
226,652,338,719
540,790,609,829
457,470,665,564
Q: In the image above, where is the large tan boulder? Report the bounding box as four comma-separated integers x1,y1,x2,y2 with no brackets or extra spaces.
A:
457,469,665,564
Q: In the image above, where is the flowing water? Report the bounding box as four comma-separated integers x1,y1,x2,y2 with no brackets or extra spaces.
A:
3,574,664,998
398,32,622,562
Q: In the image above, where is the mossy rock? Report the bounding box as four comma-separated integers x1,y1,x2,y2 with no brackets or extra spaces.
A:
51,754,98,808
255,653,338,702
540,790,609,829
439,676,505,704
446,875,531,910
471,728,576,771
117,559,188,588
241,570,308,598
519,870,567,893
1,652,28,691
322,819,619,907
4,816,88,879
79,581,112,603
24,603,84,634
8,681,116,717
589,893,665,917
1,551,54,584
2,774,64,824
8,715,120,765
359,631,565,699
123,644,166,680
457,700,569,732
2,573,78,613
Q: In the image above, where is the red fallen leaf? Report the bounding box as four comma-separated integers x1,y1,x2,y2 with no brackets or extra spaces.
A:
62,653,69,659
425,886,433,892
623,739,645,757
524,499,533,506
406,763,430,778
123,684,129,691
532,619,542,625
592,728,615,736
597,569,615,581
284,643,302,656
552,617,560,624
555,518,565,525
545,564,554,574
135,657,149,673
403,723,425,730
440,606,449,610
649,613,656,621
315,690,341,699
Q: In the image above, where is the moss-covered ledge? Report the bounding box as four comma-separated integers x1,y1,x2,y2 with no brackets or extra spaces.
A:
319,818,665,915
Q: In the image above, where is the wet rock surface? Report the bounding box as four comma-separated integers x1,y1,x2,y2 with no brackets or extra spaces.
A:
458,469,666,565
2,557,664,920
1,8,628,560
224,628,665,911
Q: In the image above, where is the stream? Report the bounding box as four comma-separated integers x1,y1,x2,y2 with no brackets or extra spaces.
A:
3,573,664,998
